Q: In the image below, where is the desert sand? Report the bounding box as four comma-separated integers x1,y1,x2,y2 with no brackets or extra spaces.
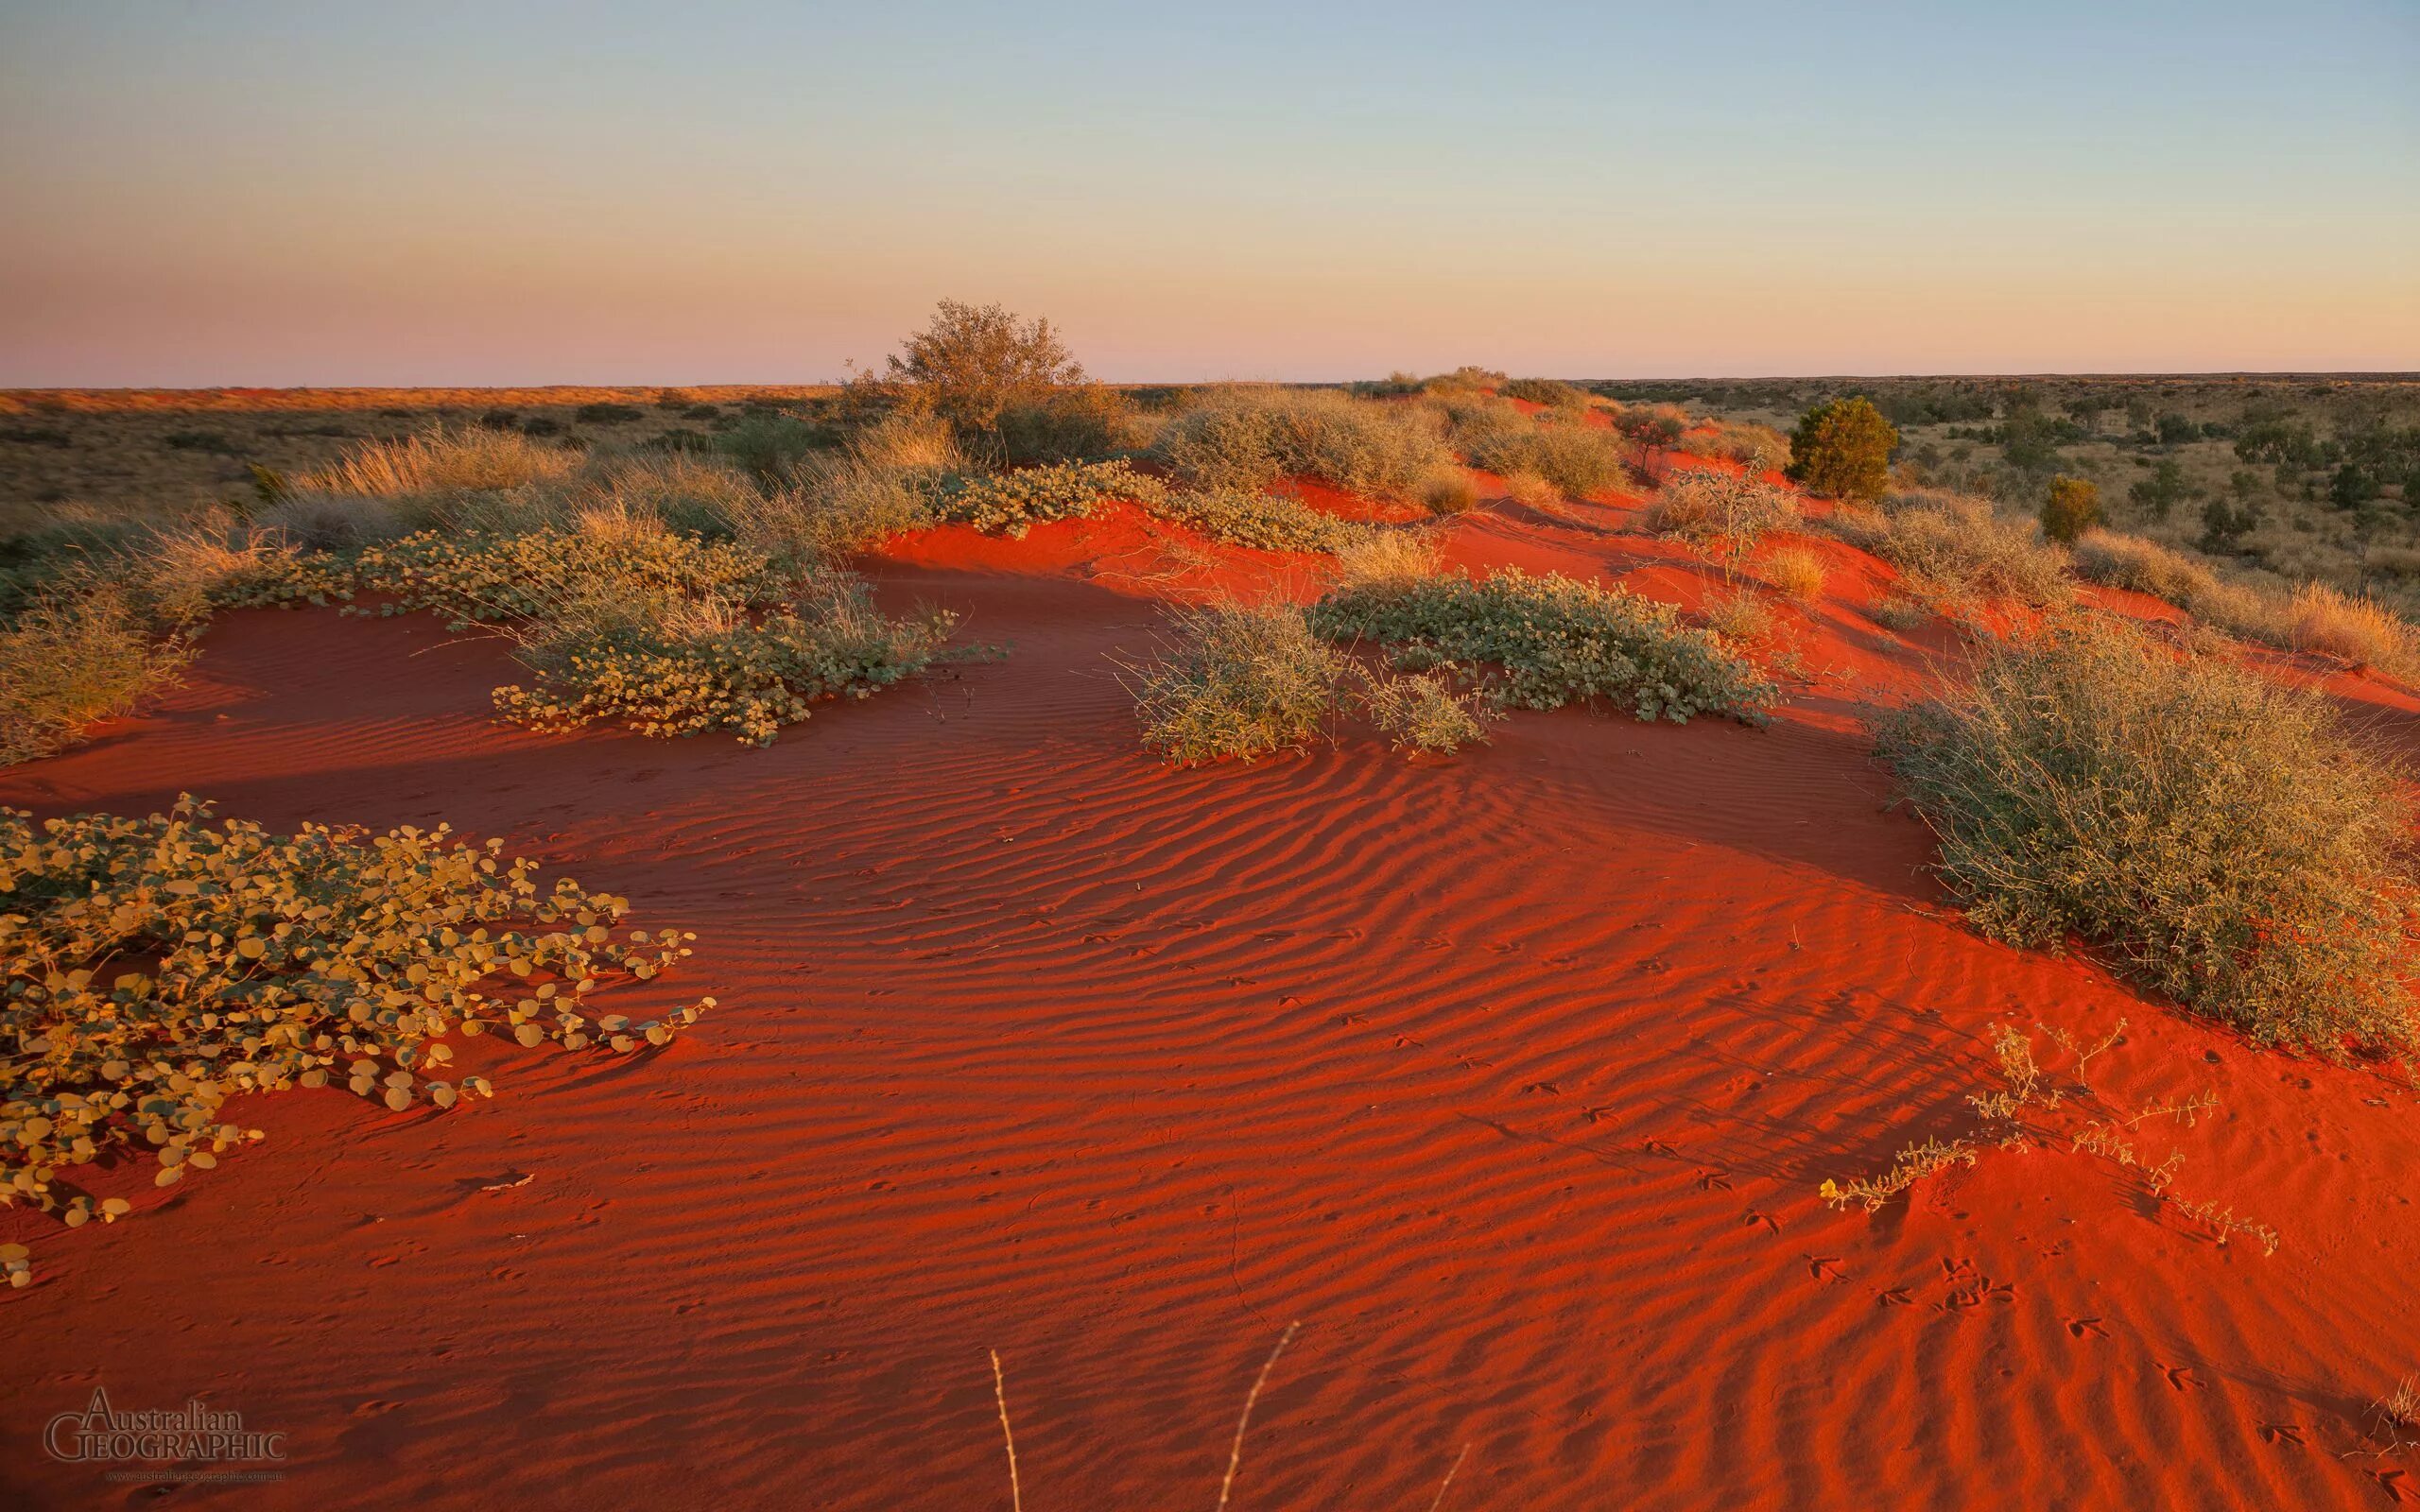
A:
4,472,2416,1510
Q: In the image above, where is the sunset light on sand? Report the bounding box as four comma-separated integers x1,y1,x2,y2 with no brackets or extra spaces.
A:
3,4,2418,1509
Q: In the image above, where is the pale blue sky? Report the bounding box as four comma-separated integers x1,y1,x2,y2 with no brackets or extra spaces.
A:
3,1,2414,383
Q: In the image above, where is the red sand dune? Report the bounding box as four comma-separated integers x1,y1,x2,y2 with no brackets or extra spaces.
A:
4,488,2417,1510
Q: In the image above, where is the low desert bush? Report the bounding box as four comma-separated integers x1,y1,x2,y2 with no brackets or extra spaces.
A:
2069,528,2285,643
495,579,955,746
1500,378,1591,410
940,458,1167,537
2071,528,2221,605
1824,490,2072,608
131,514,352,623
1646,470,1802,552
354,520,778,628
1460,410,1625,498
1416,468,1480,515
1152,487,1359,553
1130,600,1340,764
1880,618,2416,1055
1691,421,1790,472
1309,568,1776,723
717,409,834,483
278,425,582,543
1356,667,1496,753
1761,544,1828,601
1155,387,1447,500
729,413,963,559
0,591,191,765
744,456,939,558
0,796,710,1248
996,385,1141,466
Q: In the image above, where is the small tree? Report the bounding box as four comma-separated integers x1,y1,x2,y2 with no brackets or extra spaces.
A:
2040,476,2101,543
879,300,1087,442
1787,397,1897,502
2128,458,2193,521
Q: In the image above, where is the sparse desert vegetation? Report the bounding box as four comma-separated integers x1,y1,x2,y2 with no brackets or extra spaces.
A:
8,338,2420,1512
1880,617,2415,1055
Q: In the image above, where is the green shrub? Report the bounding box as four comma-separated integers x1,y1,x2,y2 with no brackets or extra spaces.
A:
1130,600,1340,764
717,410,832,484
574,402,644,425
0,591,191,765
1155,387,1447,500
1153,487,1359,553
1308,568,1776,724
2040,476,2101,543
0,796,710,1246
996,385,1140,465
495,581,955,746
1880,618,2415,1055
1788,397,1898,502
940,459,1167,537
355,519,779,627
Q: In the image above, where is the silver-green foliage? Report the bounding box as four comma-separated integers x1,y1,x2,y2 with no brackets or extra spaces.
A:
1154,487,1361,553
1880,618,2415,1056
940,459,1167,536
0,797,711,1254
1309,568,1776,724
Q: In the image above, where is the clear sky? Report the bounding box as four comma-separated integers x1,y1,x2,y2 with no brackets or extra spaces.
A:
3,0,2414,385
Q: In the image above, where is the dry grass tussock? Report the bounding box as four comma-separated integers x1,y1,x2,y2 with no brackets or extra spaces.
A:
1332,528,1443,589
1646,470,1802,555
2288,581,2417,677
1881,615,2416,1056
0,589,191,765
1760,544,1828,601
1128,599,1341,765
1824,490,2072,609
729,414,965,559
292,424,577,499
